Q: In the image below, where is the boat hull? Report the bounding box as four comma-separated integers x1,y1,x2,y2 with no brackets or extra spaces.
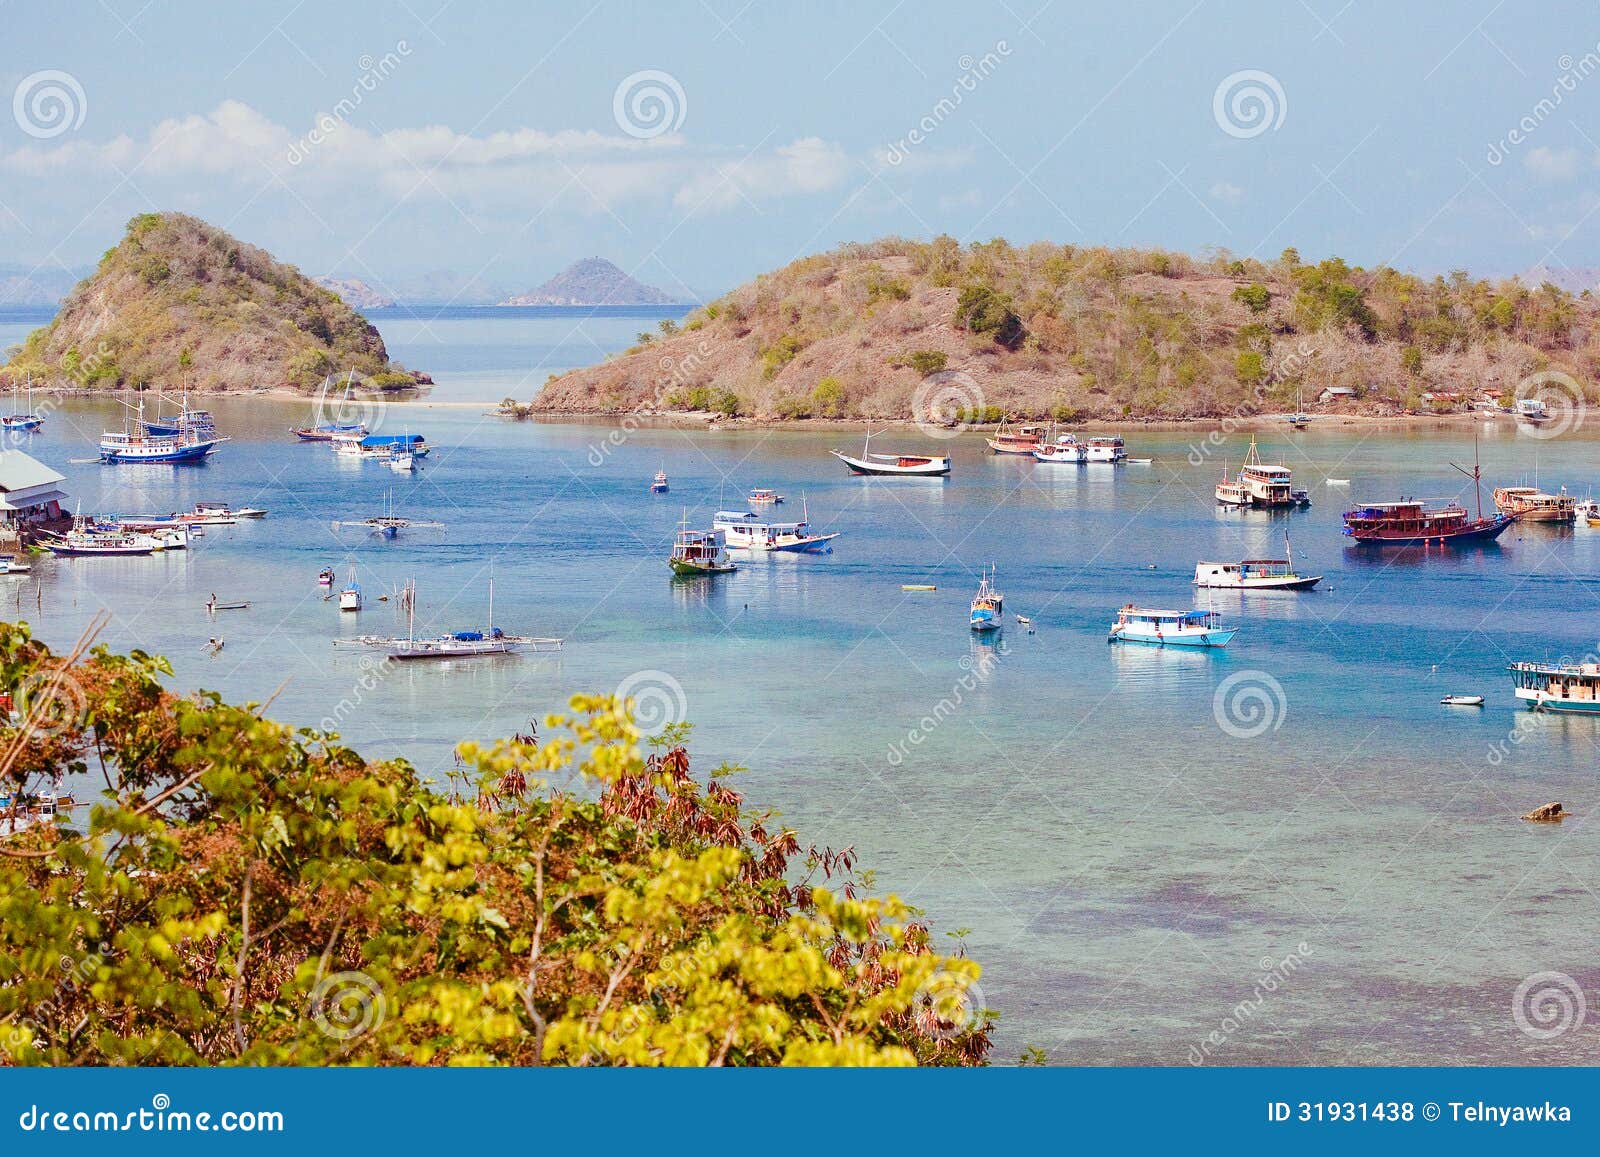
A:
1518,689,1600,713
1195,575,1322,590
1344,517,1515,546
831,451,951,476
100,439,221,464
1108,627,1236,648
669,560,737,576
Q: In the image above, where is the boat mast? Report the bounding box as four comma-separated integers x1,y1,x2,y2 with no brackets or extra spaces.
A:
1450,431,1485,521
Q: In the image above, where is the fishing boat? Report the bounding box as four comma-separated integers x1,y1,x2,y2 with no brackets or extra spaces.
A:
1510,662,1600,713
987,420,1048,455
335,493,444,540
669,524,737,576
830,430,951,477
1515,398,1551,425
292,421,368,441
1215,462,1251,507
1194,535,1321,590
1344,442,1515,545
1325,478,1350,487
0,557,32,575
387,450,416,473
1107,606,1236,648
969,566,1003,632
1033,434,1087,464
1441,694,1485,707
99,396,227,463
185,501,266,523
1234,437,1296,506
0,792,71,836
317,567,336,587
339,570,362,612
1085,435,1127,463
1493,485,1576,523
386,580,526,660
650,470,670,494
39,513,160,556
712,508,839,553
205,596,250,611
748,488,784,506
1,381,43,431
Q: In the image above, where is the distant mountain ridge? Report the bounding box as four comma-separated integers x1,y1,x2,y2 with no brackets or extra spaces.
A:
314,276,397,309
500,257,685,306
1516,264,1600,294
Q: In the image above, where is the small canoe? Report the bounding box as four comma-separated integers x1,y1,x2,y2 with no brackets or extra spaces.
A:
1441,694,1484,707
1326,479,1350,486
902,584,937,591
206,600,250,611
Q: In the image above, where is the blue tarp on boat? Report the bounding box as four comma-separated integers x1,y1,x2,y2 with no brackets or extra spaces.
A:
359,434,426,448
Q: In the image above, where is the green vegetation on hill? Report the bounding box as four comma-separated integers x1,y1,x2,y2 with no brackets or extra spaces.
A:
531,235,1597,420
0,623,991,1066
3,213,427,393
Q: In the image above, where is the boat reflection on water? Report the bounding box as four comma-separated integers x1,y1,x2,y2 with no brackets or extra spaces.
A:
1106,637,1218,692
1340,541,1508,569
964,633,1007,687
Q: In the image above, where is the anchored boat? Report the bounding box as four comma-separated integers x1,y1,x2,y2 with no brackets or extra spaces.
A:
1510,662,1600,713
1195,533,1321,590
1107,606,1237,648
1493,485,1576,524
970,566,1003,632
669,523,737,576
650,469,669,494
830,430,951,477
1034,434,1086,464
987,420,1048,455
1344,441,1515,545
40,514,161,556
2,381,43,431
99,396,227,464
292,421,367,441
748,487,784,505
1085,435,1127,463
712,507,838,553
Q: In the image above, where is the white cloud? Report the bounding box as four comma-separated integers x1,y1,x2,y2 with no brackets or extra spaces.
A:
1524,146,1581,182
0,101,851,218
1209,180,1244,203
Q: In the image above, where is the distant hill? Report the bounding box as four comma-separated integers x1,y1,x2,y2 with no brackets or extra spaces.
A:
1517,264,1600,295
0,264,89,307
501,257,684,306
2,213,429,392
314,276,397,310
531,236,1599,420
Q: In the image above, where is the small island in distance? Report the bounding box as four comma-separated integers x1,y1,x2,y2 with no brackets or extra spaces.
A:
499,256,688,307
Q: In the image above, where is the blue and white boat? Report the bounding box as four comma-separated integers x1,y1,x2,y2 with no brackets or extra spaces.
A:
970,566,1003,631
1510,662,1600,713
99,397,226,464
1107,605,1236,648
332,432,429,459
292,421,368,441
2,381,43,432
712,508,839,553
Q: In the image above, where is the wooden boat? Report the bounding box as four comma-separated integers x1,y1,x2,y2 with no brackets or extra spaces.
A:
386,580,527,660
1236,437,1296,506
1344,442,1514,545
387,451,416,473
292,421,367,441
987,421,1048,455
902,584,937,591
1195,535,1321,590
40,514,159,556
669,525,737,576
1510,662,1600,713
100,395,227,463
1493,485,1576,524
205,598,250,611
1215,462,1251,507
1033,435,1086,464
1108,606,1236,648
969,566,1003,632
831,431,951,477
1441,694,1484,706
713,508,838,553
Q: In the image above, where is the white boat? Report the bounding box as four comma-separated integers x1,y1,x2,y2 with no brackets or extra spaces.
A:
650,470,669,494
712,508,839,553
386,580,526,660
1236,437,1295,506
748,488,784,505
1441,694,1484,706
99,395,227,463
2,380,43,431
1325,478,1350,487
187,501,266,521
0,557,32,575
1107,605,1237,648
40,514,160,556
339,569,362,612
1033,434,1086,464
387,451,416,473
1215,462,1251,507
1195,533,1321,590
1516,398,1551,424
830,430,951,477
1084,435,1127,463
1511,662,1600,713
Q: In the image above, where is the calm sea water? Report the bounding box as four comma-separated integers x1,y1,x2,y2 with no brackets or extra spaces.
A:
3,307,1597,1065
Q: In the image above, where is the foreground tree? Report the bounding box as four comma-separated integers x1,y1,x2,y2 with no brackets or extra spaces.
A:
0,620,991,1066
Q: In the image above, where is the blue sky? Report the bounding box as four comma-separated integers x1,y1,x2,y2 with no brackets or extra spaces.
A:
3,0,1599,300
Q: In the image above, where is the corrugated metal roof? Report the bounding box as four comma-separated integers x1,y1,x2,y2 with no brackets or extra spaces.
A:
0,450,66,493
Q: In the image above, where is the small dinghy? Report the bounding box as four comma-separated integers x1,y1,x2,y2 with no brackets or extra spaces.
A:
1441,694,1484,707
205,597,250,611
902,584,937,591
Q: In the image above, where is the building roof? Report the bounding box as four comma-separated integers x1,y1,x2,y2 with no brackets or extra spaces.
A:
0,487,68,513
0,450,66,493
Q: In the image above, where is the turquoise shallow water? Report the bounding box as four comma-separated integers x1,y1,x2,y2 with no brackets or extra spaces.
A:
3,309,1598,1064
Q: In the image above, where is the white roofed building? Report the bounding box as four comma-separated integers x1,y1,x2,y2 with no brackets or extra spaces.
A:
0,449,68,528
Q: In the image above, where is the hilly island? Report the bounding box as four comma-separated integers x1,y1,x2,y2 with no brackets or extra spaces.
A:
527,236,1597,422
2,212,428,393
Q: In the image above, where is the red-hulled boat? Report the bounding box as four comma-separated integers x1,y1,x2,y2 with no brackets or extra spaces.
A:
1342,441,1517,545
